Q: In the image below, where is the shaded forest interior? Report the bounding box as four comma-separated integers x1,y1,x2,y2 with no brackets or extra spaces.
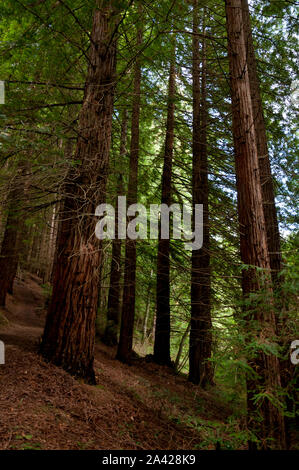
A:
0,0,298,451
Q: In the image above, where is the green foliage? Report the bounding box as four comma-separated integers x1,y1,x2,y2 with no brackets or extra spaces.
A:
0,0,297,450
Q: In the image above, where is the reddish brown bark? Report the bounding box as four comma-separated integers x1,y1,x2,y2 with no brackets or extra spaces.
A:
241,0,282,288
225,0,286,449
189,2,213,387
241,0,295,447
116,25,142,364
153,40,176,366
49,140,74,282
40,3,118,383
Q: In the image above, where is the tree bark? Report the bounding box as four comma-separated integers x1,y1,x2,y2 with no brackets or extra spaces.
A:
241,0,282,288
40,3,118,383
189,2,213,387
0,198,21,305
153,39,176,366
225,0,286,449
50,140,74,282
0,165,28,306
116,23,142,364
104,110,128,346
241,0,295,447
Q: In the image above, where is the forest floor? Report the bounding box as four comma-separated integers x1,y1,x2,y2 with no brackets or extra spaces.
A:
0,272,238,450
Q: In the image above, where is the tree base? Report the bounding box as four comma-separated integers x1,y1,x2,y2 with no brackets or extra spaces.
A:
39,345,97,385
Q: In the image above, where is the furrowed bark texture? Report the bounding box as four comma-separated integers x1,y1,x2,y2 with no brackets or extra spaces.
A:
40,3,118,383
189,1,213,387
241,0,295,446
241,0,282,288
242,0,296,448
225,0,286,449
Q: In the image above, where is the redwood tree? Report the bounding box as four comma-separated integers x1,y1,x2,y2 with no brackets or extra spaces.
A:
0,164,27,306
225,0,286,449
189,1,213,387
241,0,282,288
153,40,176,366
40,2,120,383
241,0,295,446
0,191,21,306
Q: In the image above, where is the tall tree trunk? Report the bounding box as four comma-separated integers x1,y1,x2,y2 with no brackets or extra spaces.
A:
241,0,282,289
0,198,21,305
153,39,176,366
46,203,58,283
241,0,295,447
225,0,286,449
104,110,128,346
40,3,119,383
0,165,27,306
189,2,213,387
50,140,74,282
37,214,50,283
116,24,142,364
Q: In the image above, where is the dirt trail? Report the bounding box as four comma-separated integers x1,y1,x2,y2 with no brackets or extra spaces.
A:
0,273,45,351
0,273,229,450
